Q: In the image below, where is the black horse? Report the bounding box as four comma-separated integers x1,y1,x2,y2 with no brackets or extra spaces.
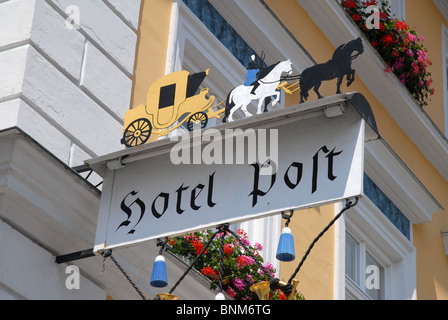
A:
299,37,364,103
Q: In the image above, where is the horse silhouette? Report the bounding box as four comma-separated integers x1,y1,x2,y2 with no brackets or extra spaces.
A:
299,37,364,103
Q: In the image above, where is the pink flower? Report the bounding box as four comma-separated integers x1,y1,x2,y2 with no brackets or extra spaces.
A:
417,49,426,59
237,255,255,268
407,33,417,42
226,287,236,298
233,278,246,291
399,74,407,84
254,242,263,251
258,262,276,277
411,61,420,74
393,57,404,70
407,49,414,57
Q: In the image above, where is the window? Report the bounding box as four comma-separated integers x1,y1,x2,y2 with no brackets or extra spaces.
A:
381,0,406,20
345,233,360,285
345,232,386,300
336,195,417,300
365,252,385,300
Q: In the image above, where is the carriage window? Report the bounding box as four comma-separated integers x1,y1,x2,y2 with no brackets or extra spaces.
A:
159,84,177,109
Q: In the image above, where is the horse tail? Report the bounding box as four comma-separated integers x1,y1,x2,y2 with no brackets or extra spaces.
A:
222,90,234,123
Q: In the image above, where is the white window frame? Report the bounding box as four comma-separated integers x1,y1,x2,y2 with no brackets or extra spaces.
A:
335,196,417,300
334,138,440,300
345,229,387,300
382,0,406,20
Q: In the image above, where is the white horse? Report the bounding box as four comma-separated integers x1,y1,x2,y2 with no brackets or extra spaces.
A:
222,59,293,123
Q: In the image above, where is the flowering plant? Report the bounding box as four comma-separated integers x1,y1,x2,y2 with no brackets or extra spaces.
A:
341,0,435,106
167,228,304,300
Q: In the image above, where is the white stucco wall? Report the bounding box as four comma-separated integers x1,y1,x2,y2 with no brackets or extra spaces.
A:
0,0,141,166
0,0,142,300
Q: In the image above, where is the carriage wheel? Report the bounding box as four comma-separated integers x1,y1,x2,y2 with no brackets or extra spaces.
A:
187,112,208,131
121,118,152,148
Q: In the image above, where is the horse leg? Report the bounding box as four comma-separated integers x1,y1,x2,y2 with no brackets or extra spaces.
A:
336,76,343,94
313,81,324,99
300,89,309,103
271,91,280,106
241,102,253,118
228,105,238,122
347,69,355,87
256,98,266,115
257,94,276,114
263,97,272,113
228,101,244,122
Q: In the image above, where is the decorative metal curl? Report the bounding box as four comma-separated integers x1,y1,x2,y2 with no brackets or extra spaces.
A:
281,210,294,227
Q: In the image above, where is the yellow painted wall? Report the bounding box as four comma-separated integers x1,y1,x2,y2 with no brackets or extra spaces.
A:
266,0,448,300
279,205,336,300
130,0,173,142
405,0,448,300
131,0,172,109
406,0,448,133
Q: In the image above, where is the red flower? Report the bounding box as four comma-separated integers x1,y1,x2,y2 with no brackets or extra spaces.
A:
223,244,234,255
201,266,218,280
342,0,357,8
395,20,409,32
362,0,378,6
192,240,206,255
381,34,394,47
352,14,362,21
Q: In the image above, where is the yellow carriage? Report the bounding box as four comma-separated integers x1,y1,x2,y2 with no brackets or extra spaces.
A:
121,69,225,148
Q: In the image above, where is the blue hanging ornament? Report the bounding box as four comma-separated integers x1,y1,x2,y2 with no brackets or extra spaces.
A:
276,227,295,262
150,255,168,288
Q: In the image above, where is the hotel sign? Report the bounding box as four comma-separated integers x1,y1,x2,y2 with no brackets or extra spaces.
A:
89,96,370,252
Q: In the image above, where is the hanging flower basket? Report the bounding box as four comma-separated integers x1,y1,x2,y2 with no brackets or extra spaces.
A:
341,0,435,107
167,228,305,300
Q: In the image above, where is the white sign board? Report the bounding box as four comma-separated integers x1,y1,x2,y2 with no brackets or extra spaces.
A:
93,104,365,251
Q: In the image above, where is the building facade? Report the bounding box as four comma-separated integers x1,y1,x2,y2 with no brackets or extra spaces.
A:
0,0,447,300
